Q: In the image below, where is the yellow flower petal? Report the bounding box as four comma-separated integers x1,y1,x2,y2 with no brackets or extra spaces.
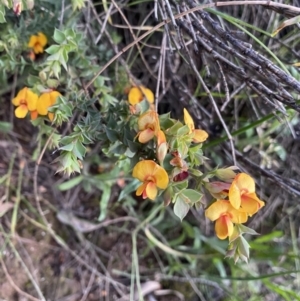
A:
146,182,158,200
227,206,248,224
138,129,155,143
193,129,208,143
228,180,241,209
48,112,55,121
49,91,61,105
34,44,44,54
12,96,20,106
241,193,265,216
37,93,52,115
128,87,143,105
37,32,47,47
183,108,195,133
132,160,157,182
138,110,159,131
128,86,154,105
15,105,28,118
235,173,255,193
152,164,169,189
140,87,154,103
26,89,38,111
205,200,231,221
229,173,256,209
28,35,37,48
12,87,28,106
215,216,233,239
157,130,166,146
136,182,147,196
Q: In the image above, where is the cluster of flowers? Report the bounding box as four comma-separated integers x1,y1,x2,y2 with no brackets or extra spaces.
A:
127,85,264,246
129,86,169,199
127,85,208,201
12,87,61,121
11,32,61,121
205,172,264,240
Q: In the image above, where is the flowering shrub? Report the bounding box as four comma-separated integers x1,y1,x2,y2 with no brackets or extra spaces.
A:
3,0,265,263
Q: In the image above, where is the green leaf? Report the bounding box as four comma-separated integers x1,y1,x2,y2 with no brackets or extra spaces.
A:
252,231,283,243
181,189,203,204
60,136,74,145
237,236,250,263
136,99,150,113
58,176,83,191
177,142,189,157
272,15,300,37
125,139,139,153
108,141,126,155
103,93,118,106
65,28,76,39
167,121,184,135
189,168,203,177
53,28,66,44
45,45,61,55
51,61,61,78
237,224,259,236
177,125,190,137
173,195,190,221
71,0,86,11
105,127,119,142
0,5,6,23
73,140,86,160
117,180,140,202
172,180,188,194
0,121,12,133
98,183,111,221
60,49,68,71
59,143,74,152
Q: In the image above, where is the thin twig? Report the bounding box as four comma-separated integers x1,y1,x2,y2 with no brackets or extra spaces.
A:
83,1,300,92
0,257,41,301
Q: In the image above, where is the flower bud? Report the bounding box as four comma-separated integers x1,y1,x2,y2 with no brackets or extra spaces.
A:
173,171,189,182
163,186,173,206
157,142,168,165
205,181,230,199
215,167,237,182
12,0,34,15
39,71,47,82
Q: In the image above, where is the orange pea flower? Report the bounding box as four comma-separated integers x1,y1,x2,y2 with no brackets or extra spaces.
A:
12,87,38,119
137,110,160,143
28,32,47,54
36,91,61,121
128,86,154,105
183,108,208,143
205,200,248,240
132,160,169,200
229,173,265,215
